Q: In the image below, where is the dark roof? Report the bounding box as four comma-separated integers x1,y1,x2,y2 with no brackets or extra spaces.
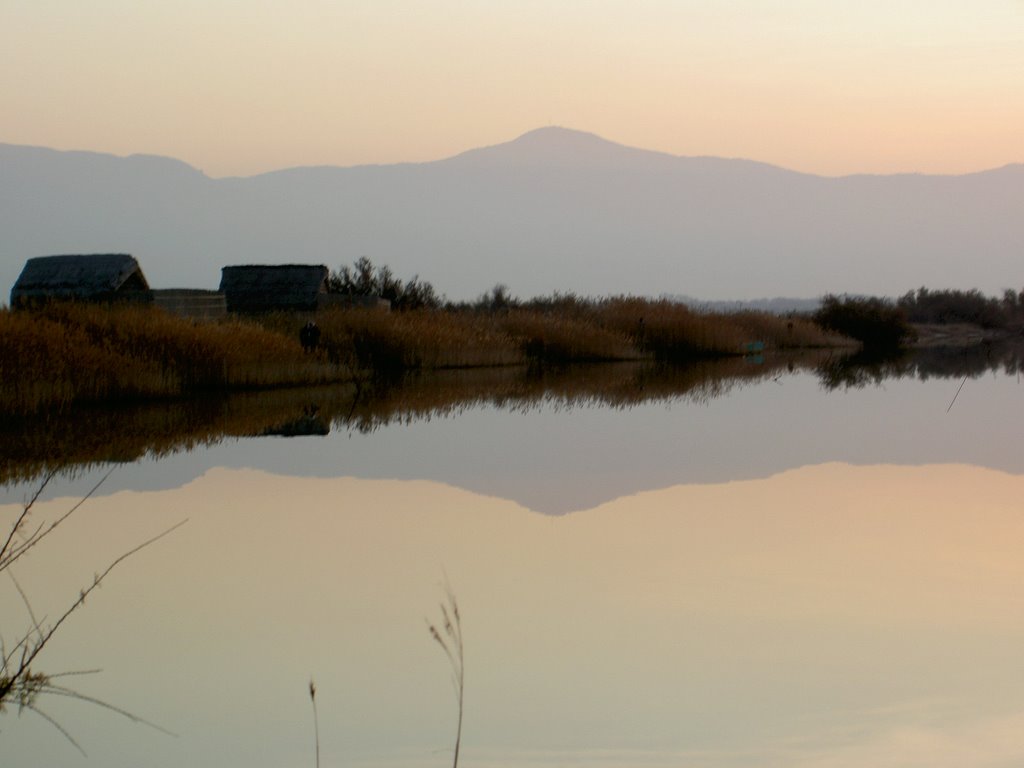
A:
219,264,328,312
10,254,150,305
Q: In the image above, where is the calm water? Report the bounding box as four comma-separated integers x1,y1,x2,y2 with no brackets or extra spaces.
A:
3,361,1024,767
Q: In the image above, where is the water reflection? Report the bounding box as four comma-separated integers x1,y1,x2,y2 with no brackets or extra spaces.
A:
817,341,1024,390
3,346,1024,515
4,464,1024,767
0,354,818,487
4,340,1023,495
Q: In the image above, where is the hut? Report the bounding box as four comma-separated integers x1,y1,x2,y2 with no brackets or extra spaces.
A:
10,253,151,308
219,264,329,313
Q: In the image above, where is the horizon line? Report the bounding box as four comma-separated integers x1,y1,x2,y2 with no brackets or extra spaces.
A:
2,127,1021,182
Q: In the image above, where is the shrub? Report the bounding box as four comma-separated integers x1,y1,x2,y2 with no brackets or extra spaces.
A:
327,257,441,311
813,295,913,349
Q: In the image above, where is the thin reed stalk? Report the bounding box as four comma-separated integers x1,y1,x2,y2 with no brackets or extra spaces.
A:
309,678,320,768
427,583,464,768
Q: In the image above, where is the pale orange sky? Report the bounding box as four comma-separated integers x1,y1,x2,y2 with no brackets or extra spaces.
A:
2,0,1022,177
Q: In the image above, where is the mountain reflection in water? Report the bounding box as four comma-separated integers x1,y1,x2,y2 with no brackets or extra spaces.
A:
3,464,1024,768
3,340,1023,503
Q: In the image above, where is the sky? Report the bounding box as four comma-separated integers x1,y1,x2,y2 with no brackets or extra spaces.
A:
3,0,1023,178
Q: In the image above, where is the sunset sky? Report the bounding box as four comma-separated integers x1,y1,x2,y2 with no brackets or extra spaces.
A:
3,0,1022,178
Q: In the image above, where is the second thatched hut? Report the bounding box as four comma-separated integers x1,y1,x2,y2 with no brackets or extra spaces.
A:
219,264,329,313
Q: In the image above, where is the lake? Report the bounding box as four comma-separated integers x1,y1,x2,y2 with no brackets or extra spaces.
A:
2,349,1024,767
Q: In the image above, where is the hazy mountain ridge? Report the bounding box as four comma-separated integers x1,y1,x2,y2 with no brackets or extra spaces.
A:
2,127,1022,302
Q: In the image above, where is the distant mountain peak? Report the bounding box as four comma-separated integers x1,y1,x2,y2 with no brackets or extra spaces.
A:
124,152,206,177
510,125,616,147
445,125,672,169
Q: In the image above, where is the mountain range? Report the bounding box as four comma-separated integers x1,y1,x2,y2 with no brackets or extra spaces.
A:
2,127,1022,303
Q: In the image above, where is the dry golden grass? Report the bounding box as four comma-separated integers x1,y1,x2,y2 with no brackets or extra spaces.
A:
0,304,334,413
499,310,634,364
315,308,519,370
596,298,842,360
0,299,847,416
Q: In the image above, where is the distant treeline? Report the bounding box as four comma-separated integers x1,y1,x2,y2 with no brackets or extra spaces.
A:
897,287,1024,328
813,287,1024,349
330,257,1024,327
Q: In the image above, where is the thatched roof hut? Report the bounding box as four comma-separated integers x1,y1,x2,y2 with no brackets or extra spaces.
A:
10,253,150,308
219,264,328,313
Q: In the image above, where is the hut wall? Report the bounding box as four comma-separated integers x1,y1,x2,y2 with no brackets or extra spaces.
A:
152,290,227,320
220,265,328,313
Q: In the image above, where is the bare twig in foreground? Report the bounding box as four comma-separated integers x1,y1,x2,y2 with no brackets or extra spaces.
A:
1,477,186,750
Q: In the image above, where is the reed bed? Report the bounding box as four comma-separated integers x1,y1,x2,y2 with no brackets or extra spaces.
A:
0,304,334,414
0,299,845,417
498,309,635,364
594,298,840,360
314,309,519,371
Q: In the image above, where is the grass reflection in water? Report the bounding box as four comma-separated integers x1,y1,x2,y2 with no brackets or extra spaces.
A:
0,353,819,487
4,339,1022,490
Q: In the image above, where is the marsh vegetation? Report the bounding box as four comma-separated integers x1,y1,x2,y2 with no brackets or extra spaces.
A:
0,297,843,417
